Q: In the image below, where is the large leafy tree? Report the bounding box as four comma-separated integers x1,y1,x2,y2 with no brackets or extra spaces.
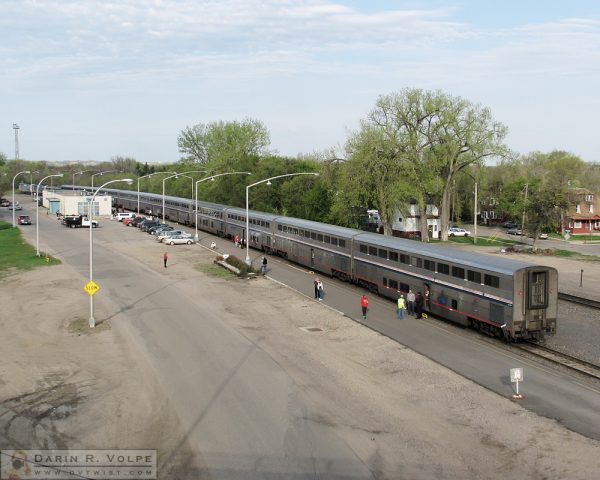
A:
177,118,270,166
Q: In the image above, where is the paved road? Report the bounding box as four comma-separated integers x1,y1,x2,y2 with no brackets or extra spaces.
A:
4,199,372,480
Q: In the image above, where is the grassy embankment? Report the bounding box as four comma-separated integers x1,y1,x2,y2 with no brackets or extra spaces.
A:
433,235,519,247
0,221,60,278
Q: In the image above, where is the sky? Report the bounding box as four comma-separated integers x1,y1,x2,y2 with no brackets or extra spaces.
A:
1,0,599,164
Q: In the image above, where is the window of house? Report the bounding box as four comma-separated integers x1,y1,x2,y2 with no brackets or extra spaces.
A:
574,221,582,229
576,205,581,213
590,204,594,213
452,266,465,279
424,259,436,271
368,246,377,256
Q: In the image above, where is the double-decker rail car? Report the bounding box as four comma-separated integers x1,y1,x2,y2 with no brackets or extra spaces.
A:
64,184,557,341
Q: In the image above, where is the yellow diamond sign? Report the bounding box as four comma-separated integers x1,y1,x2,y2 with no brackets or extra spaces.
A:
83,280,100,296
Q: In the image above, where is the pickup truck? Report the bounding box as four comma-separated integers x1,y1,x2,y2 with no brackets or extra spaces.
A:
63,215,99,228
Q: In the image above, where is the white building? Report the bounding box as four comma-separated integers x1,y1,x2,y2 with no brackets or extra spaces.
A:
391,203,441,239
41,189,113,216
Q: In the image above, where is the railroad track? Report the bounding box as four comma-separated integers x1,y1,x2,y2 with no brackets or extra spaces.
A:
518,342,600,381
558,292,600,310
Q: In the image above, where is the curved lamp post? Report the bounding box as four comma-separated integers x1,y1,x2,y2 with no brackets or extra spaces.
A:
36,173,64,256
162,170,207,223
194,172,251,241
137,171,176,214
463,172,479,244
88,178,133,328
91,170,121,190
245,172,319,265
12,170,30,227
73,170,91,190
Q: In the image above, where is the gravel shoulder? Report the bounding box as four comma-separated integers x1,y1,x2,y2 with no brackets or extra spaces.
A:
1,226,599,479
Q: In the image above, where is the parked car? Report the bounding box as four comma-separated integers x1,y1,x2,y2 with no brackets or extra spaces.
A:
17,215,31,225
0,199,11,207
63,215,98,228
140,220,161,232
157,230,191,242
151,225,174,235
8,203,23,211
115,212,136,222
448,227,471,237
507,228,523,235
164,235,195,245
131,216,150,227
539,233,548,240
147,224,169,234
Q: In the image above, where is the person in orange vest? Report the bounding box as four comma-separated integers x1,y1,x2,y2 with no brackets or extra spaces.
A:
360,294,369,319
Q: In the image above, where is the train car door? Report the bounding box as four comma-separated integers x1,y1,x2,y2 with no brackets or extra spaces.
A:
423,283,431,310
311,248,315,268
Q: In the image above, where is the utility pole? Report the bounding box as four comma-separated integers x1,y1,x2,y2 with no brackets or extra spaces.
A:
521,183,528,235
13,124,20,160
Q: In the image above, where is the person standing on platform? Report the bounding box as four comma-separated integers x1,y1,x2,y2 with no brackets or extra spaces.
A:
314,277,320,299
360,294,369,319
397,294,406,319
415,292,424,319
163,251,168,268
406,290,416,316
317,279,324,301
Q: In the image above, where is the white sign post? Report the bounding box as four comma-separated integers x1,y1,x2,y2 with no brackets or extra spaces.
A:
510,367,523,400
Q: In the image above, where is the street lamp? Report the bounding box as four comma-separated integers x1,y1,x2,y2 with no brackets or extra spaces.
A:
88,178,133,328
462,172,479,245
73,170,91,190
162,170,207,223
13,124,20,160
29,171,39,194
194,172,251,241
137,171,176,214
245,172,319,265
12,170,30,227
36,173,64,257
91,170,121,189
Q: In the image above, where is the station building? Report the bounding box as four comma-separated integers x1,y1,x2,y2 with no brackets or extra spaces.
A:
41,188,113,217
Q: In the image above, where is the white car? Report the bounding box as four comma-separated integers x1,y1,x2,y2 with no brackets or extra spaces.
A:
448,227,471,237
164,235,195,245
115,212,136,221
157,230,191,242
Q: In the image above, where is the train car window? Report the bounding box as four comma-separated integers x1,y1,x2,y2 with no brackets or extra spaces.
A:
389,251,398,262
278,225,283,231
451,299,458,310
294,228,299,235
339,239,345,248
468,270,482,283
266,222,270,228
484,274,500,288
437,263,450,275
412,257,422,268
452,266,465,279
424,260,436,271
317,234,323,242
389,279,398,290
528,271,548,308
368,246,377,256
324,235,331,243
400,283,409,293
383,277,388,287
400,254,409,264
360,244,367,254
261,221,266,227
311,232,317,240
331,237,338,246
378,249,387,259
304,230,311,238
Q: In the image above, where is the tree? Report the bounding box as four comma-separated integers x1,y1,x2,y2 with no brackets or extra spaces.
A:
110,156,138,173
177,119,270,165
0,152,6,166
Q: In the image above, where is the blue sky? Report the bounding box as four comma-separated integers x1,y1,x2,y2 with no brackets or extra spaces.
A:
1,1,599,163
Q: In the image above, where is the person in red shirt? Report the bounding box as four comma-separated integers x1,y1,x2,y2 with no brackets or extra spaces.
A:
163,251,168,268
360,294,369,319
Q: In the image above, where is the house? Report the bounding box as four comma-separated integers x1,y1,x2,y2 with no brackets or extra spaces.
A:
391,202,441,239
562,188,600,235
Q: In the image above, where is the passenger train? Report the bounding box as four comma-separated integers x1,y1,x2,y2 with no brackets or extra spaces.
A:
64,184,558,341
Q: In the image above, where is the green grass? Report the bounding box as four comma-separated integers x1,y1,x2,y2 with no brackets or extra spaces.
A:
566,234,600,241
0,221,61,278
431,235,519,246
195,263,236,279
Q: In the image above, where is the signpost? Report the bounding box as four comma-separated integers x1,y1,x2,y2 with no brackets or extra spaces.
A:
510,367,523,400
